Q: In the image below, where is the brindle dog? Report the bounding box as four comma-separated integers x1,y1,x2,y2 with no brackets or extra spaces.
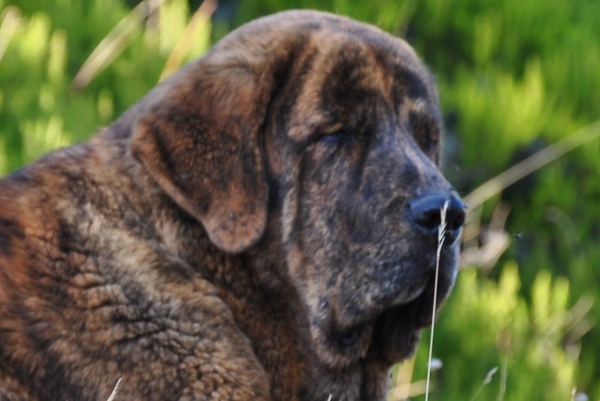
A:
0,10,465,401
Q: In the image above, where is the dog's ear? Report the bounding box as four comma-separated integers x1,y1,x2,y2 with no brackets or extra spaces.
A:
130,44,284,253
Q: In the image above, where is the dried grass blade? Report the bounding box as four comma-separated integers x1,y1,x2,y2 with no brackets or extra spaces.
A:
106,378,122,401
468,367,498,401
424,200,449,401
497,357,507,401
72,0,166,90
464,119,600,212
0,6,21,65
158,0,217,82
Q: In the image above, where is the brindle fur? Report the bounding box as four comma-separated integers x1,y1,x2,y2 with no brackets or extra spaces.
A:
0,10,462,401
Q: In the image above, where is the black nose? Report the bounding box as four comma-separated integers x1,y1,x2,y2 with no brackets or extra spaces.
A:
409,193,465,242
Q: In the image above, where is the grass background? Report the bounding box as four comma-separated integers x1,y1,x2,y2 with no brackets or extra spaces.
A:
1,0,599,399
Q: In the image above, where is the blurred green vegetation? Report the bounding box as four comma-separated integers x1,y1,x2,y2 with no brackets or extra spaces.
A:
1,0,599,399
0,0,211,171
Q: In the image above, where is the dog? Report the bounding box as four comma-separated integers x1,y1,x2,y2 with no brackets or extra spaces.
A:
0,10,465,401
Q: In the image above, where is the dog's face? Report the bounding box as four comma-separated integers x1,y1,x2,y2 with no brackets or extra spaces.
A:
262,25,464,369
131,10,464,376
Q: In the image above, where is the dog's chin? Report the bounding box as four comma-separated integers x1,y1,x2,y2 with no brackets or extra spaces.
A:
311,271,452,370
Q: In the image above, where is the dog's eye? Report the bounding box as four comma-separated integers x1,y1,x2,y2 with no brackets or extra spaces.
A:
337,327,361,347
409,112,439,155
319,130,355,147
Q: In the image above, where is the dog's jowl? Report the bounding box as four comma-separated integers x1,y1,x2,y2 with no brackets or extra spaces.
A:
0,10,465,401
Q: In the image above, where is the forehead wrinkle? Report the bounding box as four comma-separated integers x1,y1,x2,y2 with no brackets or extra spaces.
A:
287,36,339,141
287,27,435,146
289,42,401,140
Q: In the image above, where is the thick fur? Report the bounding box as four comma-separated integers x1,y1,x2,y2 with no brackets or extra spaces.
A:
0,10,462,401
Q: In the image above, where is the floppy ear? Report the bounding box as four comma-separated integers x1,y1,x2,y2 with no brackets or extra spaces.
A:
130,47,280,254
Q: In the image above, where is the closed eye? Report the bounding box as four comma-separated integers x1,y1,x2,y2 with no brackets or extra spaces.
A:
408,112,440,156
320,131,355,147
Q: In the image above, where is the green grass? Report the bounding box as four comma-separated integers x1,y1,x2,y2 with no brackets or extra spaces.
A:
1,1,599,399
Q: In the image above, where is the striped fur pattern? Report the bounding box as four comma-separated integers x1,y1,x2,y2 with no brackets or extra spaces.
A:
0,11,462,401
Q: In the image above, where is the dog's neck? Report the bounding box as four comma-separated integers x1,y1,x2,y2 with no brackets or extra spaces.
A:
91,124,314,399
91,124,391,401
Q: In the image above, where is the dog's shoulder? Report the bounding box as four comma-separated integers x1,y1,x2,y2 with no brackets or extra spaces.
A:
0,138,270,401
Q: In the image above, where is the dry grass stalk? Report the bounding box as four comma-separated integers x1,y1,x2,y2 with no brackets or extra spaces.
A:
158,0,217,81
389,379,428,400
468,367,498,401
497,357,507,401
0,6,21,65
424,200,450,401
463,119,600,213
106,378,122,401
71,0,167,90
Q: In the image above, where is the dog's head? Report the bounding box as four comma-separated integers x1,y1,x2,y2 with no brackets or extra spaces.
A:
130,10,464,370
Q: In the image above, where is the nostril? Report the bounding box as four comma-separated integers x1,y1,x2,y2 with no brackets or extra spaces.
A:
409,193,466,236
447,203,466,232
415,208,442,231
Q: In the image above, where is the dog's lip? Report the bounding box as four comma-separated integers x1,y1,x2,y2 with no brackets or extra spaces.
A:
390,279,430,307
315,254,457,367
328,273,436,339
375,255,440,304
334,267,440,330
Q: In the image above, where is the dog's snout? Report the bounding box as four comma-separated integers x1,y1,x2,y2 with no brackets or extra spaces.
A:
409,193,465,241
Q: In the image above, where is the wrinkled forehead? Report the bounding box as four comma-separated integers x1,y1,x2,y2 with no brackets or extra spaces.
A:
285,29,439,141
